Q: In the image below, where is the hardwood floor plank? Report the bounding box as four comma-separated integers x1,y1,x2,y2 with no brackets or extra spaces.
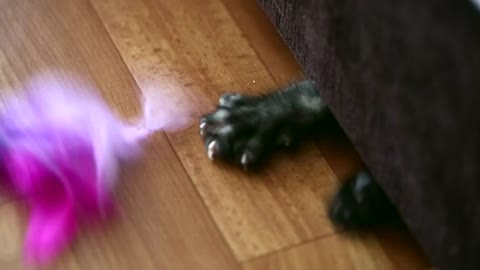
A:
0,202,83,270
91,0,342,261
243,233,394,270
220,0,303,86
103,133,240,270
0,203,29,270
0,1,240,269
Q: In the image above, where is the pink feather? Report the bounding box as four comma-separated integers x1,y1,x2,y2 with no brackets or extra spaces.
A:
0,72,191,266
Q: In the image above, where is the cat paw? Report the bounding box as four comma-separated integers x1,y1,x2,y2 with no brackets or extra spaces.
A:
328,170,399,229
199,81,328,170
200,93,289,170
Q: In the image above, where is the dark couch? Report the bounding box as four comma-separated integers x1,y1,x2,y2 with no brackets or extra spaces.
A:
257,0,480,269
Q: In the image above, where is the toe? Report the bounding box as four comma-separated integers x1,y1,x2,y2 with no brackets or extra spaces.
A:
218,93,245,108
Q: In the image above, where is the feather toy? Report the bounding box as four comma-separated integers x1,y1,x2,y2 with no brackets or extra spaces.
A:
0,72,190,266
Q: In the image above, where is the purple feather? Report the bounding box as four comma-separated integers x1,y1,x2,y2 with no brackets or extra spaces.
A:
0,72,191,266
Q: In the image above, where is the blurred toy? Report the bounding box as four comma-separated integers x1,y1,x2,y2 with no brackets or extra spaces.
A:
0,72,190,266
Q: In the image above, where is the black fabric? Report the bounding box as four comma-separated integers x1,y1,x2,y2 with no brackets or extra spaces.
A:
257,0,480,269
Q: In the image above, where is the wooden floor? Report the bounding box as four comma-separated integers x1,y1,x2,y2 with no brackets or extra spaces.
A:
0,0,431,269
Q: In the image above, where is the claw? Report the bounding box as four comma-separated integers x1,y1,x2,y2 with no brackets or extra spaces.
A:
207,140,218,160
200,122,206,136
219,96,228,106
241,152,251,171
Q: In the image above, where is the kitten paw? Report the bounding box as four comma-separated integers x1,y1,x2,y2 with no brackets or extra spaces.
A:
329,170,399,229
200,81,328,170
200,93,287,170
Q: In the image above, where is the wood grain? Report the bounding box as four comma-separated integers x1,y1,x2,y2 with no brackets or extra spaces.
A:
0,0,239,269
90,0,343,261
243,232,394,270
220,0,304,86
0,203,26,270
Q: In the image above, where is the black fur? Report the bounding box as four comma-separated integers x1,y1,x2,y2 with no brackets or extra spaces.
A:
200,80,399,228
